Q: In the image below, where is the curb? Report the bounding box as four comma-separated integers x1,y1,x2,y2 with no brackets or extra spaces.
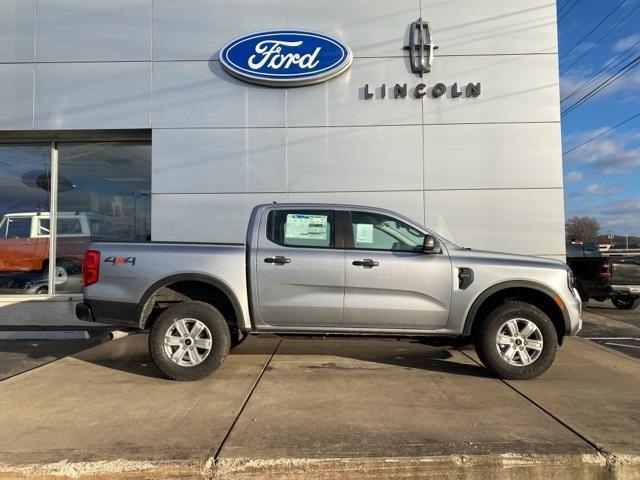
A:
1,453,639,479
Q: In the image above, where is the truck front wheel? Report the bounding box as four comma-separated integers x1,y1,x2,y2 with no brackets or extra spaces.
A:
149,301,230,381
474,301,558,380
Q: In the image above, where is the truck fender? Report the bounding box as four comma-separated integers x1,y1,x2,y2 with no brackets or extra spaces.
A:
462,280,570,339
135,273,246,330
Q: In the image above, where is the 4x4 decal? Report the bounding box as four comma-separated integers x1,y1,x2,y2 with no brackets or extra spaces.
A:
104,256,136,266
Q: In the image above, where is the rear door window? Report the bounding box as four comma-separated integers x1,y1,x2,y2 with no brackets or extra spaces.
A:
267,210,334,248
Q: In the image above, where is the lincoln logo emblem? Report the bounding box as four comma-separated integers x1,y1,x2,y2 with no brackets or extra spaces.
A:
361,19,481,100
404,18,437,75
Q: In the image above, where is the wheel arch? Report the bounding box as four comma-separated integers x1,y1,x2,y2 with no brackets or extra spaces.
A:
463,281,570,345
135,273,246,333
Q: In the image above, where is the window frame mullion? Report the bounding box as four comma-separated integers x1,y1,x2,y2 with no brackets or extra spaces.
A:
48,142,59,295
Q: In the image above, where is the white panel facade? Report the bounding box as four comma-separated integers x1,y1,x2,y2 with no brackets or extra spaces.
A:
34,62,151,129
286,0,420,58
286,57,422,127
287,126,423,192
0,0,35,63
422,54,560,124
152,193,287,243
152,61,286,128
153,128,287,193
153,0,286,61
35,0,152,62
424,123,563,190
424,0,558,55
425,189,566,255
0,64,34,129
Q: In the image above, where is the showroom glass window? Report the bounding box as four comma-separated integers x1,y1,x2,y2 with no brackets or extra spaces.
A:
0,145,52,294
0,142,150,296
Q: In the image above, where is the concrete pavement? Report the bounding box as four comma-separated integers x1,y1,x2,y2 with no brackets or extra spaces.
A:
0,328,639,478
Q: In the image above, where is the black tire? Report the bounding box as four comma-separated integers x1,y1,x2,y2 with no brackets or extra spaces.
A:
42,259,75,288
474,301,558,380
611,295,640,310
149,301,230,381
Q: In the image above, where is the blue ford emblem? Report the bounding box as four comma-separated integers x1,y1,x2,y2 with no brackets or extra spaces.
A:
220,30,353,87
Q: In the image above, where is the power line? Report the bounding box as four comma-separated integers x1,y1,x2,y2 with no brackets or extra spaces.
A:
562,37,640,103
557,0,572,15
561,1,640,75
561,0,628,60
558,0,581,22
561,53,640,116
562,112,640,156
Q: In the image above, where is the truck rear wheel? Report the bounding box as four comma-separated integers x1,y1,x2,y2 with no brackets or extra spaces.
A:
149,301,230,381
474,301,558,380
611,295,640,310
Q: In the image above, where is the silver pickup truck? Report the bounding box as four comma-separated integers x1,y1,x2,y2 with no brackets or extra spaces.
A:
76,203,582,381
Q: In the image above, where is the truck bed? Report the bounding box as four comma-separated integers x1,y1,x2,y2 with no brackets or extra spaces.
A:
609,256,640,294
83,242,249,328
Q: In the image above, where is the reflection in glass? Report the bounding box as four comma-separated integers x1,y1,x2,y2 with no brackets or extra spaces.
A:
0,145,52,295
55,142,151,294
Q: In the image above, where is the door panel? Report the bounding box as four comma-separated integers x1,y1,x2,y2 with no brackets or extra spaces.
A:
343,210,452,330
344,250,452,329
255,209,345,328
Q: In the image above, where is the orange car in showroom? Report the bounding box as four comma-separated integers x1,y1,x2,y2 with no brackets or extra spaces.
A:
0,212,117,292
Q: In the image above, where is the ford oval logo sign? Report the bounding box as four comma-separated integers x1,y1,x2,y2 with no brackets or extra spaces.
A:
220,30,353,87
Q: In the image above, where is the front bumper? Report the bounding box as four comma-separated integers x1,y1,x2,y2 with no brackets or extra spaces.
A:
565,287,583,336
610,285,640,296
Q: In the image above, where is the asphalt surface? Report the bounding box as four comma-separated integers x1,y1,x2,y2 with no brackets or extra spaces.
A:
580,299,640,359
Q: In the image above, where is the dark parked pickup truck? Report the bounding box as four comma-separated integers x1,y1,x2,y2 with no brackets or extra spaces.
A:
606,255,640,310
565,241,610,302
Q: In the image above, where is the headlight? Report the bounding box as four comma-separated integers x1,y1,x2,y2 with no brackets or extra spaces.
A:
567,269,577,293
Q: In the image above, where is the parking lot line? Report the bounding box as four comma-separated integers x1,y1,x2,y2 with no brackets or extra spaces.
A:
604,342,640,350
584,337,640,341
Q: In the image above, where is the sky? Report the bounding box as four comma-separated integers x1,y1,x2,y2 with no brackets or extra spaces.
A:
558,0,640,236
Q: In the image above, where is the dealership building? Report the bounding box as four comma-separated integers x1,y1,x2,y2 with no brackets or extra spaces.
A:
0,0,563,325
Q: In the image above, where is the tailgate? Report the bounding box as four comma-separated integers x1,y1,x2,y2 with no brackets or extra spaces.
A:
611,257,640,286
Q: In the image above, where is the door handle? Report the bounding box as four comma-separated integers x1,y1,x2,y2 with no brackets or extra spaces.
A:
352,259,379,268
264,256,291,265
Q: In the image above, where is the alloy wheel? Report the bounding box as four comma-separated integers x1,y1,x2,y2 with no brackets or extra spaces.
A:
163,318,213,367
495,318,543,366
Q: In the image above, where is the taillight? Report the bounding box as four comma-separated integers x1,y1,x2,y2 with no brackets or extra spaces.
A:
598,258,612,279
82,250,100,286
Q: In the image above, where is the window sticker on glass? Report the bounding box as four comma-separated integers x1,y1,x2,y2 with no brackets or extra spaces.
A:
356,223,374,243
285,214,328,241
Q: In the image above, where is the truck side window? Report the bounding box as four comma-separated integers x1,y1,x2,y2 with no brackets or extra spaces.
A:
57,218,83,235
38,219,50,236
267,210,334,248
6,218,31,239
350,211,424,251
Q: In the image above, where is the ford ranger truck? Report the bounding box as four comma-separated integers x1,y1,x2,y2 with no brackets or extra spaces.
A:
76,204,582,381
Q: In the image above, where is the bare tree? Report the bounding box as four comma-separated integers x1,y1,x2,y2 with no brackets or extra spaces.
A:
565,216,600,242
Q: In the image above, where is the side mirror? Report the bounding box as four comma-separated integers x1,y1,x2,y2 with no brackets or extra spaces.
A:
423,234,441,254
